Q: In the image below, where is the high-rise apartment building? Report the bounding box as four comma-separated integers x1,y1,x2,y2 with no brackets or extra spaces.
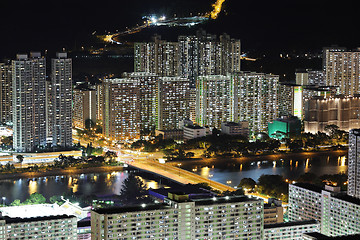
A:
158,77,190,130
134,35,178,77
348,129,360,198
125,72,159,131
234,72,279,133
103,78,141,141
91,195,264,240
323,48,360,96
0,63,12,124
196,75,235,129
135,31,241,88
73,87,97,130
12,52,47,152
51,52,72,148
289,183,360,237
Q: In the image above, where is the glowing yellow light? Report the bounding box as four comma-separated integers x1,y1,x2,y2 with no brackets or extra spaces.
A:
28,180,38,195
208,0,226,19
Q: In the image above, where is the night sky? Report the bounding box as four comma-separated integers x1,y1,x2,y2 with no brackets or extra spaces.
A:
1,0,359,58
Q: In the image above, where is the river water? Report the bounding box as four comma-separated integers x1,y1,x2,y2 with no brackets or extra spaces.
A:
0,151,348,204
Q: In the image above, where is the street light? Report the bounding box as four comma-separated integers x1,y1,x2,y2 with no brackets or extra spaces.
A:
2,197,6,206
177,163,182,177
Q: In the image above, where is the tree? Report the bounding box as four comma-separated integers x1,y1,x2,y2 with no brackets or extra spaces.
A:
23,193,46,205
119,173,148,204
104,151,117,162
239,178,256,191
16,155,24,164
10,199,21,206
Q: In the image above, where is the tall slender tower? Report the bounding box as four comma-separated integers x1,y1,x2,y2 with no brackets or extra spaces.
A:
0,63,12,124
12,52,47,152
348,129,360,198
51,52,73,148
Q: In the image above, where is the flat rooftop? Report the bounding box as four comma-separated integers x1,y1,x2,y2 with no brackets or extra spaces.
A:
192,195,260,206
2,214,75,224
92,203,172,215
292,183,323,194
264,220,318,229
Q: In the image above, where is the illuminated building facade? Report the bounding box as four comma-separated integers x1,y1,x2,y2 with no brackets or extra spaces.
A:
234,72,279,133
0,215,77,239
304,96,360,134
264,220,319,240
51,53,72,148
289,183,360,237
103,78,141,141
134,35,179,77
0,63,12,124
348,129,360,199
125,72,159,131
323,48,360,96
73,87,97,130
12,52,47,152
278,83,294,117
135,31,241,88
158,77,190,130
196,75,235,129
91,195,264,240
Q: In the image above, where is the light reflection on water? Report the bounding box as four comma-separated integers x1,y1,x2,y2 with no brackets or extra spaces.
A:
181,153,348,187
0,171,164,204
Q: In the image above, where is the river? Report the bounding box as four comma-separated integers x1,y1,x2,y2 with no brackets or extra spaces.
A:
0,150,348,204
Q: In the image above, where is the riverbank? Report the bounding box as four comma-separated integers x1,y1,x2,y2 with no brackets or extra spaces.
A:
168,149,349,167
0,165,124,180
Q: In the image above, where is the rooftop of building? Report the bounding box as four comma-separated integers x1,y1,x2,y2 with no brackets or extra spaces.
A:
1,214,75,224
264,220,318,229
222,122,241,127
184,125,206,130
292,183,323,194
304,232,360,239
333,193,360,206
92,203,172,215
149,184,215,197
192,195,260,206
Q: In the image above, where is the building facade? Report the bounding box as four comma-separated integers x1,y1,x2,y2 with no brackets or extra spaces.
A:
234,72,279,133
0,63,12,124
196,75,235,129
304,96,360,134
158,77,190,130
12,52,47,152
348,129,360,198
51,53,73,148
323,48,360,96
73,88,97,130
103,78,141,141
0,215,77,239
264,220,320,240
91,195,264,240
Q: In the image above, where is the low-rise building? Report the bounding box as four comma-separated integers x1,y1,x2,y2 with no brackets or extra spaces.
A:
268,116,301,140
183,125,208,140
264,198,283,225
221,121,249,136
264,220,320,240
0,215,77,239
155,129,183,141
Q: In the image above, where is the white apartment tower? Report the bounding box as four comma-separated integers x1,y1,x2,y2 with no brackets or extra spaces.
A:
12,52,47,152
196,75,235,129
348,129,360,198
158,77,190,130
51,52,72,148
234,72,279,133
323,47,360,96
102,78,141,141
0,63,12,124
